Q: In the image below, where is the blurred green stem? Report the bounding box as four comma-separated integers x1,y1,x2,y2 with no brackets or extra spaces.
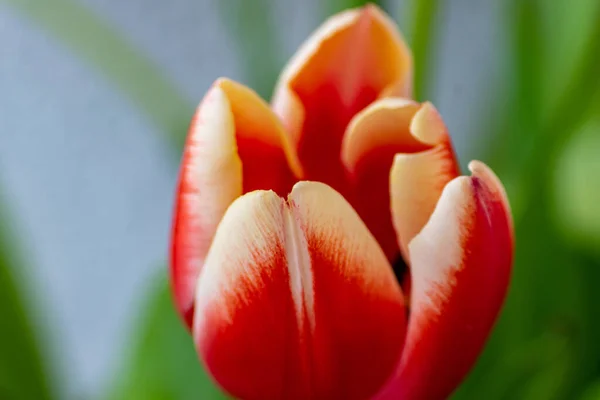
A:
486,0,543,179
3,0,193,150
407,0,441,101
325,0,386,15
216,1,281,100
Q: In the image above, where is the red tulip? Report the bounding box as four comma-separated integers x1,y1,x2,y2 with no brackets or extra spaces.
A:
170,5,513,400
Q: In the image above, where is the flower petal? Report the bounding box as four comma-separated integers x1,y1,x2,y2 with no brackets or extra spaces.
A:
389,102,460,261
272,4,412,193
194,182,406,400
341,99,459,262
170,78,302,328
376,161,514,399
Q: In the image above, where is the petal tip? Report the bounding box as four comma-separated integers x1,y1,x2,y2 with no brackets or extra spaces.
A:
468,160,514,242
212,76,230,87
358,3,387,24
275,8,360,88
468,160,499,186
273,1,412,103
410,102,447,145
289,179,327,195
341,98,422,170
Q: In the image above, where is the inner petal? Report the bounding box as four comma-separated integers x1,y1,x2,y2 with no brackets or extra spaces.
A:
272,5,412,196
341,99,460,263
220,79,302,196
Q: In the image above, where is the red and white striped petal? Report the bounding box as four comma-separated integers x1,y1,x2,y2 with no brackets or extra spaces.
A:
271,4,412,193
194,182,406,400
341,99,459,262
170,78,302,328
376,161,514,400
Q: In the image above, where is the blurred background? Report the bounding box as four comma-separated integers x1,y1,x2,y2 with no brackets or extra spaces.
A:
1,0,599,399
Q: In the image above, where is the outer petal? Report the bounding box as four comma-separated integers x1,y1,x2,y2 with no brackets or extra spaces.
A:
376,161,514,399
341,99,459,262
272,4,412,193
170,78,302,328
194,182,406,400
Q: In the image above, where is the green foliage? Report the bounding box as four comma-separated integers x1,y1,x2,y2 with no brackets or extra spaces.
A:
553,118,600,256
581,380,600,400
107,275,228,400
404,0,441,101
0,196,54,400
325,0,386,15
216,0,282,100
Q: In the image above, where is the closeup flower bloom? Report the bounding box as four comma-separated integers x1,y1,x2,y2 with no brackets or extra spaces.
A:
170,4,513,400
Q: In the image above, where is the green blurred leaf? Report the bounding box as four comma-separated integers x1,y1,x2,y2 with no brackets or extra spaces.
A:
405,0,442,101
107,274,228,400
454,327,573,400
0,194,54,400
548,98,600,395
552,118,600,255
217,0,281,100
581,380,600,400
486,0,543,185
505,0,600,224
3,0,194,150
325,0,386,15
538,0,600,118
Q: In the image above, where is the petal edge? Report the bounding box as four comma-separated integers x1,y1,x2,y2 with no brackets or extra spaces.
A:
170,79,302,329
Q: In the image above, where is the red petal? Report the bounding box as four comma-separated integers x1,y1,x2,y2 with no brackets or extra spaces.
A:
342,99,459,262
170,79,301,329
194,182,406,400
272,4,411,194
376,161,514,399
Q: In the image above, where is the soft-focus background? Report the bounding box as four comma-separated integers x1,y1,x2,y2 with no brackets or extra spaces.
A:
1,0,599,399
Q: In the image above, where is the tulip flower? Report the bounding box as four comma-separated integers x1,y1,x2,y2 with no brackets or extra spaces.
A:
170,4,513,400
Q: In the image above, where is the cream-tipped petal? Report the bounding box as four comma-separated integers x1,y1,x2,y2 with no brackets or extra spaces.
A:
217,79,303,186
390,143,459,259
390,102,460,260
170,84,242,328
376,162,514,399
170,79,301,329
342,98,423,170
340,99,459,262
194,182,406,400
271,5,412,193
